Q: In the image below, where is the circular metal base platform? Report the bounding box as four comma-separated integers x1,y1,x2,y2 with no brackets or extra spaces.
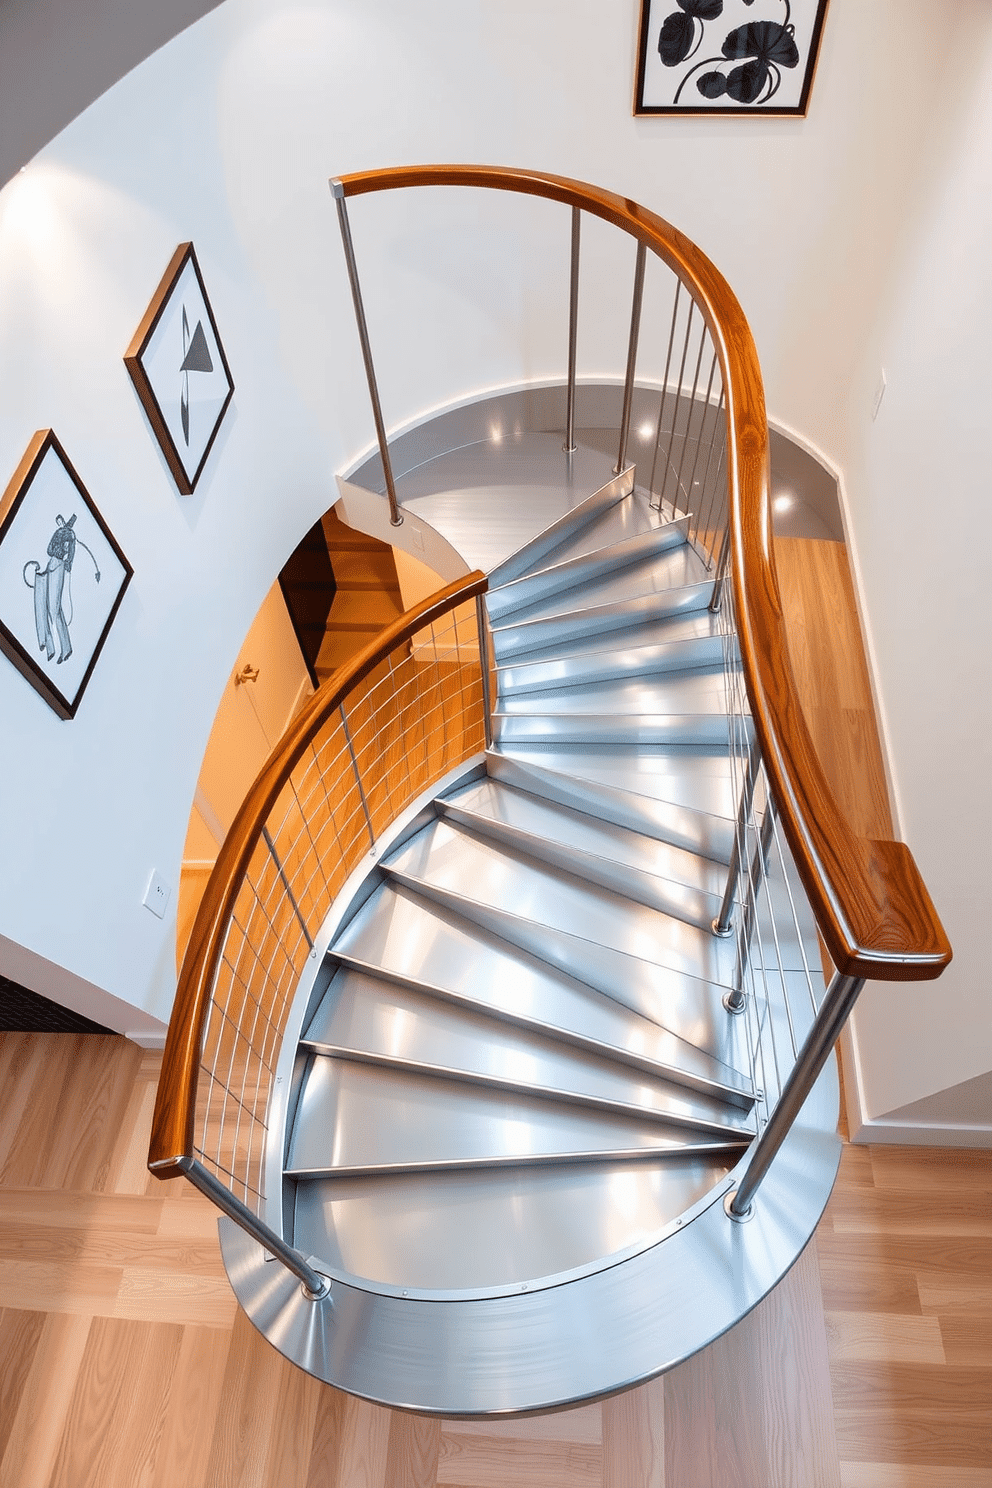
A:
220,1064,839,1416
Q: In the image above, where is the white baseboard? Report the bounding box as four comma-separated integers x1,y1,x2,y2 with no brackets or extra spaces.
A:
126,1030,168,1050
840,1024,992,1149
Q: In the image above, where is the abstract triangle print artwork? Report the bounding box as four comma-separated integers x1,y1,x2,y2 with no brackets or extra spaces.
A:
125,242,234,494
635,0,829,116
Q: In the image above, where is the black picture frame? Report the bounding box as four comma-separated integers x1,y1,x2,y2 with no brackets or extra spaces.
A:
634,0,829,117
0,430,133,719
125,242,234,494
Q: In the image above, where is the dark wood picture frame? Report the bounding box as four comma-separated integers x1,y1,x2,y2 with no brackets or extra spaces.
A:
125,242,234,494
634,0,829,117
0,430,133,719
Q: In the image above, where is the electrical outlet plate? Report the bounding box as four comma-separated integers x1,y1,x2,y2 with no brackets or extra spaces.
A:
143,870,171,919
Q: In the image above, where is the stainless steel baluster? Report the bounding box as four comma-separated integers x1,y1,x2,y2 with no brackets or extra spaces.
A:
727,972,866,1219
564,207,581,454
330,180,403,527
340,702,375,849
649,279,683,512
615,241,647,475
476,594,493,749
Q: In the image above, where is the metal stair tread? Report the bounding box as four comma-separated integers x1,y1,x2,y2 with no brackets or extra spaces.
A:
492,710,735,749
518,486,689,570
494,666,732,717
490,742,742,821
483,752,736,862
329,884,753,1097
383,818,741,990
486,515,690,621
290,1150,741,1295
489,544,711,631
495,618,732,692
436,778,727,928
490,580,715,661
299,966,754,1133
285,1057,749,1178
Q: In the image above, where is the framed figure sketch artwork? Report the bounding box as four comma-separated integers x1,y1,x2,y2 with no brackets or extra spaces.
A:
0,431,133,719
635,0,829,116
125,242,234,494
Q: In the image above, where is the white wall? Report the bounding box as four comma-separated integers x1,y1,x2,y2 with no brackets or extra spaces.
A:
0,0,986,1133
837,13,992,1141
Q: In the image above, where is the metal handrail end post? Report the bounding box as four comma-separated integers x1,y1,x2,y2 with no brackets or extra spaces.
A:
181,1155,332,1301
728,971,866,1219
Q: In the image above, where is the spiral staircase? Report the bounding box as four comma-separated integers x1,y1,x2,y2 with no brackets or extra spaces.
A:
150,166,951,1418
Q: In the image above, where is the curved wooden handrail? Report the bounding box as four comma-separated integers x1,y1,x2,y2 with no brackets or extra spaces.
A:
335,165,950,981
149,570,488,1175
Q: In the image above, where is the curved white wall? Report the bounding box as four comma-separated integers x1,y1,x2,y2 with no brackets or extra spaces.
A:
0,0,986,1134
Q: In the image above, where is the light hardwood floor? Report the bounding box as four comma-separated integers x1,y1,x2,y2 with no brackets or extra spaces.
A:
1,538,988,1486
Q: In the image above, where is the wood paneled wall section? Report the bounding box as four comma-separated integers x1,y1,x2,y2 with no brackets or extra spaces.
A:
1,539,986,1486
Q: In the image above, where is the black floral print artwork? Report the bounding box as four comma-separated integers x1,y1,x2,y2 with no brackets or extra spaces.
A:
644,0,815,112
657,0,726,69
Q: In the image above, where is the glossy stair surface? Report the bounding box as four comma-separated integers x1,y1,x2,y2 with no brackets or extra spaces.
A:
220,462,839,1415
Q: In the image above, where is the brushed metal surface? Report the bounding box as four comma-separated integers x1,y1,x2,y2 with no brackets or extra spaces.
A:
493,545,711,631
300,968,754,1126
484,752,736,862
494,666,732,717
490,580,714,660
384,818,741,988
391,434,623,574
486,515,690,621
226,397,843,1411
331,885,751,1098
436,779,726,930
222,1059,840,1413
285,1057,744,1177
495,621,730,692
291,1153,738,1294
486,466,633,587
491,742,742,821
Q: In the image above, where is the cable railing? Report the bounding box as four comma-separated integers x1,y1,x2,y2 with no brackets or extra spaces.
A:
331,165,952,1221
148,574,488,1293
150,165,951,1301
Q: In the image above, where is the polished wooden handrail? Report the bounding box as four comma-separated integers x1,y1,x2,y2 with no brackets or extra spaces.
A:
335,165,950,981
149,570,488,1176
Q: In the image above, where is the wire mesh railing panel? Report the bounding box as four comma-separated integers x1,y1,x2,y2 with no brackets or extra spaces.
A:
181,594,486,1216
717,580,825,1131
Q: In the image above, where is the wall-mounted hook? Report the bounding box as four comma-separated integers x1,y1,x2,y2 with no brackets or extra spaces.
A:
235,663,260,687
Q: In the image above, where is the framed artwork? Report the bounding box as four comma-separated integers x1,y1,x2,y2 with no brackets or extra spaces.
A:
125,242,234,494
634,0,829,116
0,431,133,719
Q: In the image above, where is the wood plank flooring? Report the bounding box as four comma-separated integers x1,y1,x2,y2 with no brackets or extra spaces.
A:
2,537,987,1485
1,1032,987,1486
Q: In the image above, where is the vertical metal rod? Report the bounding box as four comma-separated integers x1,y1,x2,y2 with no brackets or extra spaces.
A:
615,241,647,475
672,324,707,538
709,521,732,611
171,1156,332,1299
340,703,376,849
260,825,315,952
728,797,778,1009
476,594,493,748
682,353,718,532
564,207,581,454
697,386,726,563
728,972,866,1218
331,181,403,527
713,736,761,938
648,280,683,511
660,302,696,513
